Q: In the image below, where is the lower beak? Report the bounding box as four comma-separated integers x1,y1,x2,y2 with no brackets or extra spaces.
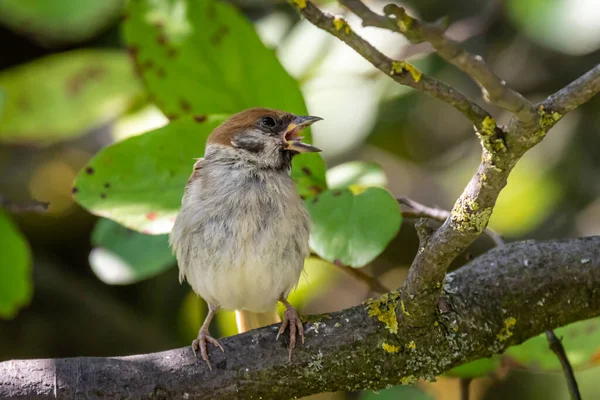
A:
282,115,323,153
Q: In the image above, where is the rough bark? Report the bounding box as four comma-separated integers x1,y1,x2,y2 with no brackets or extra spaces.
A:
1,237,599,399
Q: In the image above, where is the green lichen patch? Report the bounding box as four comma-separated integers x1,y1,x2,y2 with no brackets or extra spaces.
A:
291,0,307,9
480,116,496,136
450,197,493,234
477,116,507,155
536,105,562,137
382,343,401,353
399,375,417,385
400,300,411,317
390,61,422,82
406,340,417,350
301,314,332,324
365,291,400,334
497,317,517,341
333,16,351,34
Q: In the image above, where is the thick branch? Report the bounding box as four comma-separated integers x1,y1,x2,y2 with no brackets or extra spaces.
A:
2,237,599,399
289,1,490,128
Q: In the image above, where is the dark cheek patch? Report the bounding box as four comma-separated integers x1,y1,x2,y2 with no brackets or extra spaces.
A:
232,136,265,154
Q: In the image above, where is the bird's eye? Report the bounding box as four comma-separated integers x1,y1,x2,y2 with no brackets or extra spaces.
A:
260,116,276,128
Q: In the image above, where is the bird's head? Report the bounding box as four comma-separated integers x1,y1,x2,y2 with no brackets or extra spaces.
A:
205,107,322,169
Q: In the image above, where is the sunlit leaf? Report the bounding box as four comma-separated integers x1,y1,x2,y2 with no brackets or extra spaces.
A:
73,116,224,234
122,0,309,123
306,187,402,267
0,210,33,319
89,218,175,284
446,356,502,378
0,0,123,47
0,49,141,144
506,317,600,370
326,161,387,190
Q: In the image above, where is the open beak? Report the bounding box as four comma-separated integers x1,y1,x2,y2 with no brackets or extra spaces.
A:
282,115,323,153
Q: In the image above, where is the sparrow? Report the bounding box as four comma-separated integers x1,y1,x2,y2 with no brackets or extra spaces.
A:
169,107,322,368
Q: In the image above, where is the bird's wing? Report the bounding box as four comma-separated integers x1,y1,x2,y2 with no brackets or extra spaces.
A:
184,158,203,194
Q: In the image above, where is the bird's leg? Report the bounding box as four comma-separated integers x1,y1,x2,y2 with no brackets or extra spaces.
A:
192,303,224,370
276,297,304,361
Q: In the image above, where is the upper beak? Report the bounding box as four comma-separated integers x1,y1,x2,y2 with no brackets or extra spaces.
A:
282,115,323,153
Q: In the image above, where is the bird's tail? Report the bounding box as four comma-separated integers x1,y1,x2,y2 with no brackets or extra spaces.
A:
235,309,280,333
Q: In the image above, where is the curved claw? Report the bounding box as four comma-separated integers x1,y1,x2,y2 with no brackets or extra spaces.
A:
277,305,304,361
192,329,224,370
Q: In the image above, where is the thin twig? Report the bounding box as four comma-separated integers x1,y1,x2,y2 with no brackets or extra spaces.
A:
545,330,582,400
288,0,490,129
331,259,389,294
540,63,600,115
0,195,49,213
339,0,537,126
397,196,504,247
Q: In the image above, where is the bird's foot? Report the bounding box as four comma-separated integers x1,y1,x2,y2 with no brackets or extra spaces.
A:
192,328,224,370
276,305,304,361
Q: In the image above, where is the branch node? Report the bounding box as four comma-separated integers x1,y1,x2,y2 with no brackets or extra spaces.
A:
415,218,434,246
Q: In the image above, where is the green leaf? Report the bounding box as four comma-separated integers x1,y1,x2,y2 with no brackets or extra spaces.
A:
0,210,33,319
0,49,141,145
121,0,327,199
446,356,502,378
0,0,123,47
360,385,432,400
506,317,600,370
291,154,327,199
306,187,402,267
122,0,309,123
326,161,387,190
73,115,225,234
89,218,175,284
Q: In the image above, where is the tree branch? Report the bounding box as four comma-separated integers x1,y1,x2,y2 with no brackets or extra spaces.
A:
545,330,582,400
540,63,600,115
288,0,490,128
380,3,537,126
0,195,49,213
400,62,599,324
397,196,504,247
1,237,599,399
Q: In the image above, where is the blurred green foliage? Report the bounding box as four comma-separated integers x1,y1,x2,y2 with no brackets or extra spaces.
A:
0,0,599,398
0,0,123,47
0,50,140,144
0,210,32,318
507,318,600,370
